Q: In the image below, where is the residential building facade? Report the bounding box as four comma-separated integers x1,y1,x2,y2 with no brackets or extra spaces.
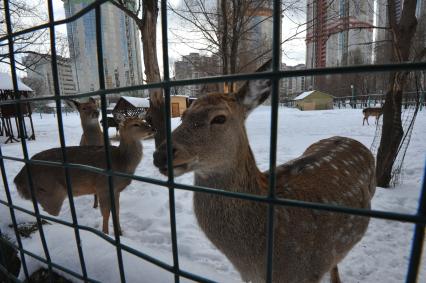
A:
173,53,221,97
22,53,77,97
63,0,143,93
280,63,306,100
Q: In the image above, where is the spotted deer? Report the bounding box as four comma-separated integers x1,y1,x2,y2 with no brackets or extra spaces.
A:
153,64,376,283
362,107,383,126
14,115,155,235
68,97,103,208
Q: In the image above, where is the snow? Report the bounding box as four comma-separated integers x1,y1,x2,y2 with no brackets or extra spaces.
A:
120,96,150,108
0,106,425,283
0,73,33,92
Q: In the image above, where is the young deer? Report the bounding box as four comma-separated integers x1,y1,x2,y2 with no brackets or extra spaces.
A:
14,115,155,235
154,71,376,282
68,97,103,208
362,107,383,125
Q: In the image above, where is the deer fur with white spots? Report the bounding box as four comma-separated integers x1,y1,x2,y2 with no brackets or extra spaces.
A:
153,61,376,283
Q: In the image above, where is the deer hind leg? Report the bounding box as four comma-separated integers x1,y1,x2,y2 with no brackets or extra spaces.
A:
330,266,342,283
37,186,66,216
362,116,367,126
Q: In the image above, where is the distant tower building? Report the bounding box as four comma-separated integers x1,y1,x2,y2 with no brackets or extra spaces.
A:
374,0,403,65
217,0,278,73
306,0,374,92
22,53,77,97
174,53,221,97
63,0,143,93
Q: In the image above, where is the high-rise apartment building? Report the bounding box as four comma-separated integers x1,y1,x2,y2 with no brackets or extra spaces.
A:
305,0,374,92
22,53,77,97
63,0,143,93
306,0,374,69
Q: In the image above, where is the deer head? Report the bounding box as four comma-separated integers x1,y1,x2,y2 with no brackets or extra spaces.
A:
154,60,272,177
68,97,100,123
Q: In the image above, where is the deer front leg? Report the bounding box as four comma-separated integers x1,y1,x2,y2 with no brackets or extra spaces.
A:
93,194,98,208
330,266,341,283
98,194,110,234
114,192,122,236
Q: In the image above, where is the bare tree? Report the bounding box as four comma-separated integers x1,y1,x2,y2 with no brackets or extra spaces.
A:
375,0,425,187
170,0,287,92
0,0,53,72
108,0,166,148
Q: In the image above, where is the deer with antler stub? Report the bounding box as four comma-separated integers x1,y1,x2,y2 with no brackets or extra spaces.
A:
14,115,155,235
68,97,104,208
153,61,376,283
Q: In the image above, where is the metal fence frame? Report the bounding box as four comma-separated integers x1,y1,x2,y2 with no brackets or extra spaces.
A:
0,0,425,282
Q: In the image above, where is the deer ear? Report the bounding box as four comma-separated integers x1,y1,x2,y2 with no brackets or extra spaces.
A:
234,59,272,114
67,99,80,110
235,79,271,114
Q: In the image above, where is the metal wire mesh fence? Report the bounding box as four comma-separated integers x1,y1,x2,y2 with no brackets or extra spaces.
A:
0,0,425,282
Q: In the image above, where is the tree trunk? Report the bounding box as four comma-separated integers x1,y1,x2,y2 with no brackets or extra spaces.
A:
141,0,165,148
375,0,417,187
376,74,405,187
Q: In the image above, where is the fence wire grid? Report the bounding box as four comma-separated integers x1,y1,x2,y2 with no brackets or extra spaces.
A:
0,0,426,283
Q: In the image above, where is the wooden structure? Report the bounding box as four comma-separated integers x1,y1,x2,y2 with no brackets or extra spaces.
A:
112,96,150,117
0,73,35,143
170,95,189,117
112,95,190,119
293,90,334,111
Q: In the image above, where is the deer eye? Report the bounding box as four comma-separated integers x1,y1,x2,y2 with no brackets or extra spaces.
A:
211,115,226,125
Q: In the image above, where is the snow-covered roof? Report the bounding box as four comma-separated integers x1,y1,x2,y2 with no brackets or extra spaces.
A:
45,102,66,108
121,96,150,108
0,73,33,91
293,91,315,101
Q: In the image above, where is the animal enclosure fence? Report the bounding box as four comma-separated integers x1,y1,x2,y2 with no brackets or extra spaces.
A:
0,0,425,283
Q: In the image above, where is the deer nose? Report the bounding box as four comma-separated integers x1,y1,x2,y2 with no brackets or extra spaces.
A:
153,143,178,171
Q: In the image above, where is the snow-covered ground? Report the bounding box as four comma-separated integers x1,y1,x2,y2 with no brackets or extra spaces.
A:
0,106,425,283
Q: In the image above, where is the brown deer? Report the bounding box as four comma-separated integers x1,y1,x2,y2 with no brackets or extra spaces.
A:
153,70,376,282
68,97,103,208
14,115,155,235
362,107,383,125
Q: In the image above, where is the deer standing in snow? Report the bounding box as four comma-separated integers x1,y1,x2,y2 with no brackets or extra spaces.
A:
15,115,155,235
153,63,376,282
362,107,383,126
68,97,104,208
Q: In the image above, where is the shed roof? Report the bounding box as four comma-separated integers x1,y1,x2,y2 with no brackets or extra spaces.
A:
0,73,33,91
293,90,333,101
120,96,150,108
293,91,315,101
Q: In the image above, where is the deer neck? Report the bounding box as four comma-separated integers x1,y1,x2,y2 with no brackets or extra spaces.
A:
194,145,265,195
118,136,142,173
82,120,102,136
